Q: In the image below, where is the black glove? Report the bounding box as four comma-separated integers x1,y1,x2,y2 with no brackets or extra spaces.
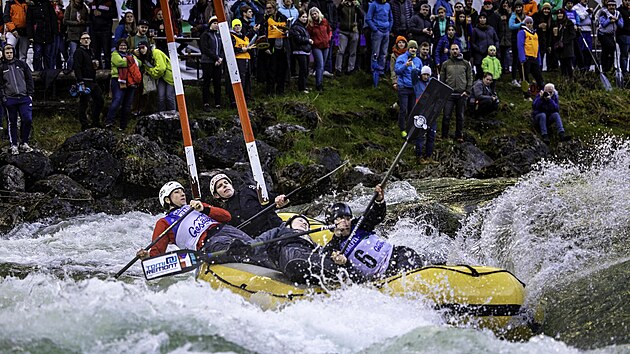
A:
226,239,250,255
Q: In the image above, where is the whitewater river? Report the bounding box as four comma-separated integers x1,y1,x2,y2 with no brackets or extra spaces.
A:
1,138,628,354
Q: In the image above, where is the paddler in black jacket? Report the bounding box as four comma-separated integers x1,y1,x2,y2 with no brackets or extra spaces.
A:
256,214,365,285
210,173,289,237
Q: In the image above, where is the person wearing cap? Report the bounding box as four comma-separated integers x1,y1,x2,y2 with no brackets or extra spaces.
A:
394,39,421,138
551,9,576,78
136,181,273,268
209,173,289,238
322,185,432,281
597,0,624,73
389,35,408,90
414,66,439,164
134,40,176,112
255,214,366,285
200,16,224,111
517,16,545,98
533,2,554,72
509,0,526,86
128,18,150,51
471,12,499,80
229,18,253,105
481,45,502,89
73,32,104,130
480,0,501,33
539,0,563,14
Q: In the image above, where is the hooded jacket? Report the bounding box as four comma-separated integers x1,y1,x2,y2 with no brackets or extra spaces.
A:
439,53,473,94
0,54,34,99
366,0,393,33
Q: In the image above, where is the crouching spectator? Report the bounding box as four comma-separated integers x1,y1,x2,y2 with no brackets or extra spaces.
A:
532,83,571,144
469,72,499,119
1,44,34,155
134,40,176,112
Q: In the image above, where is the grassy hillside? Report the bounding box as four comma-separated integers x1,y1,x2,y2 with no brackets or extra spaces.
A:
29,70,630,172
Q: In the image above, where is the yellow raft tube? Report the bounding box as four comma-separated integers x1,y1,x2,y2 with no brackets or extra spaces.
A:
196,213,536,337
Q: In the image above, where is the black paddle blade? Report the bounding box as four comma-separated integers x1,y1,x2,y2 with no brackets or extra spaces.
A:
405,79,454,141
141,249,205,280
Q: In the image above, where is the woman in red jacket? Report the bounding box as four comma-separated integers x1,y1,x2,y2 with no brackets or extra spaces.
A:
307,7,332,92
137,181,273,267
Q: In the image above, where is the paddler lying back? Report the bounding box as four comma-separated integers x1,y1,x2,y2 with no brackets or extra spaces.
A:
136,181,273,267
322,184,428,281
255,214,366,286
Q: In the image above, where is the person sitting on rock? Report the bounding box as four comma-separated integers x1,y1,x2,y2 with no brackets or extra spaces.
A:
532,83,571,144
322,184,431,281
210,173,289,237
136,181,272,267
256,214,365,285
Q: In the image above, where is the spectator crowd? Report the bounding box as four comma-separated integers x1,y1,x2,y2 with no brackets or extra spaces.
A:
1,0,627,157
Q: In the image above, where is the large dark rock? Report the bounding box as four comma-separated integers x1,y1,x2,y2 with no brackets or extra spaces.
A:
311,147,343,172
32,174,93,199
3,151,53,186
195,127,278,172
337,165,388,191
420,142,494,178
276,163,327,203
51,149,121,197
479,132,549,178
283,102,320,129
56,128,118,152
113,134,188,198
0,165,25,191
262,123,308,147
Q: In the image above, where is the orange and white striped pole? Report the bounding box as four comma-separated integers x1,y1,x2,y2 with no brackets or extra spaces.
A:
212,0,270,204
159,0,201,199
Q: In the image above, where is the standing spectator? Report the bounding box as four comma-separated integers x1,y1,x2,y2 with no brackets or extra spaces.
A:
188,0,213,38
418,41,435,75
469,72,499,119
471,12,499,79
335,0,363,75
64,0,89,73
518,16,544,98
439,43,472,142
228,19,253,105
290,10,313,92
433,0,453,18
27,0,58,71
200,16,224,110
135,40,175,112
454,10,474,63
279,0,299,24
114,10,137,45
432,6,454,52
365,0,393,87
481,45,501,89
480,0,500,33
497,0,512,74
128,18,150,50
435,25,460,67
508,0,525,86
239,6,261,80
231,0,264,23
51,0,66,70
552,10,576,78
573,0,593,71
394,39,421,138
532,83,571,144
390,35,407,90
414,66,437,164
617,0,630,74
539,0,562,14
463,0,479,26
308,7,332,91
391,0,413,39
105,39,141,130
259,1,290,95
533,3,553,71
408,3,432,47
0,45,34,155
150,9,168,53
89,0,118,69
73,32,104,130
598,0,623,73
3,0,30,62
523,0,538,17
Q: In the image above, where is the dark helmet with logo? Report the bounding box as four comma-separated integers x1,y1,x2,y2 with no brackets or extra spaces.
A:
325,202,352,224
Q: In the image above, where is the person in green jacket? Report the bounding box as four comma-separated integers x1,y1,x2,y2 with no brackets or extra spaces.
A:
135,40,176,112
105,39,142,130
481,45,501,91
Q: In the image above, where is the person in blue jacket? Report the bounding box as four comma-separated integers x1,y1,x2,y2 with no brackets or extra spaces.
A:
394,39,422,138
434,25,461,67
365,0,393,87
532,83,571,144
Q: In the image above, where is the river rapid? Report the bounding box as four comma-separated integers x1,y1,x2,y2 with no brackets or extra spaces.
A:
0,138,628,354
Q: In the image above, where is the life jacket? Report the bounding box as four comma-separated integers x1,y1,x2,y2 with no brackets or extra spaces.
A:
340,228,394,279
232,33,251,60
523,28,539,58
267,17,287,39
165,205,220,250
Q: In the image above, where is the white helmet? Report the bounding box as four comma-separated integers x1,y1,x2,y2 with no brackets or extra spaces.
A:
209,173,232,195
159,181,184,207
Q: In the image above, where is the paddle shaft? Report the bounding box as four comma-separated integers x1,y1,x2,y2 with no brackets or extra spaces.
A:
236,161,349,230
114,206,195,279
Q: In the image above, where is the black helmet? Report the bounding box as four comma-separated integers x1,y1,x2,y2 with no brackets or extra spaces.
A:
326,202,352,224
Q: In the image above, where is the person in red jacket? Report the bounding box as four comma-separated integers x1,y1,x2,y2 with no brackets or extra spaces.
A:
137,181,273,267
307,6,331,91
